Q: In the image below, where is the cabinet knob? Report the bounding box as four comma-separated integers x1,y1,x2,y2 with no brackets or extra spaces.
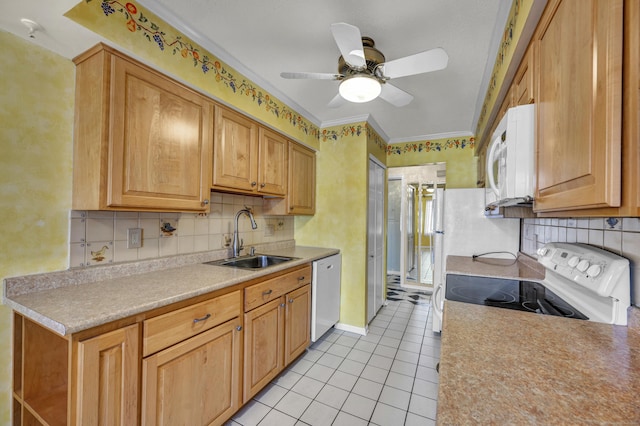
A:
251,181,257,187
260,183,266,188
193,313,211,323
201,199,209,206
280,303,286,308
290,206,294,210
289,299,294,304
236,325,242,331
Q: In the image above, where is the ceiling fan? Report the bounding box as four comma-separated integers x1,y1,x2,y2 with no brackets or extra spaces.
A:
280,23,448,107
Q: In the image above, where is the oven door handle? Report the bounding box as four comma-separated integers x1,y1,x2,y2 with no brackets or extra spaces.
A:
537,297,562,316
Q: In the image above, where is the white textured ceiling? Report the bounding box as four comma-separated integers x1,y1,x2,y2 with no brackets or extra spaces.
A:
0,0,510,142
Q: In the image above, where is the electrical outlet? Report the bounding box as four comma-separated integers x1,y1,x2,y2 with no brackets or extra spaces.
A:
276,220,284,231
222,234,232,248
127,228,142,249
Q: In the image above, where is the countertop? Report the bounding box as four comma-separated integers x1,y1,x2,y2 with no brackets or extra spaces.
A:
437,254,640,425
3,243,338,336
446,253,545,281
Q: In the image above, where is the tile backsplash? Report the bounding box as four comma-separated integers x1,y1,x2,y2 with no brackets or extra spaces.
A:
69,192,293,268
522,217,640,307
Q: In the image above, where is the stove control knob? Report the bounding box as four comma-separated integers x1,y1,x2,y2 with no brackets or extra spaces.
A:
568,256,580,267
587,264,602,277
577,259,590,273
537,248,549,257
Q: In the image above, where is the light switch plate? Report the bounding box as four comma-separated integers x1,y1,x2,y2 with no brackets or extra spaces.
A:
127,228,142,249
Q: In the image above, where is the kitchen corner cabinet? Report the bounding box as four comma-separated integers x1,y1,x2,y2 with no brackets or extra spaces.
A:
72,44,213,212
243,266,311,402
213,106,287,196
12,264,313,425
263,142,316,215
533,0,623,212
12,314,139,426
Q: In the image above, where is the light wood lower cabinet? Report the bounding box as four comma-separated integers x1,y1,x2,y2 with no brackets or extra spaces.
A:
284,284,312,365
243,267,311,402
12,264,313,425
243,298,284,400
142,319,242,426
75,324,139,425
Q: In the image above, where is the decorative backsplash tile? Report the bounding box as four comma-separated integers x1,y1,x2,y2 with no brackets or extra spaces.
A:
522,217,640,307
69,192,293,268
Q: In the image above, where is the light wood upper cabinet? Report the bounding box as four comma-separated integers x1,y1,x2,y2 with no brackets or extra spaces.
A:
533,0,623,212
263,141,316,215
258,128,288,195
213,106,287,196
72,44,213,212
213,106,259,192
75,324,139,425
514,45,535,106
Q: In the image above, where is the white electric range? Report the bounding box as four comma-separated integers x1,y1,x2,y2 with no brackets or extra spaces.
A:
443,242,631,326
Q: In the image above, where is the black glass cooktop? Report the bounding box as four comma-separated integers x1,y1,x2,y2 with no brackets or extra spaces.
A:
445,274,588,320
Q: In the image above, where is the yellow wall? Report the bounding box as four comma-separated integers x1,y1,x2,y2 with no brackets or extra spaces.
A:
0,30,75,423
387,137,477,188
295,123,370,328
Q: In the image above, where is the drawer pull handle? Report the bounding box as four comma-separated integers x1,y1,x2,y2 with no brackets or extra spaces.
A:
298,276,305,281
193,313,211,323
263,289,273,296
236,325,242,331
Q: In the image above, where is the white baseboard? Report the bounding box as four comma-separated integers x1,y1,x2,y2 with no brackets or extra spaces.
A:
334,322,368,336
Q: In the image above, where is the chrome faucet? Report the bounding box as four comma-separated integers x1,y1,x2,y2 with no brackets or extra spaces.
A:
233,207,258,257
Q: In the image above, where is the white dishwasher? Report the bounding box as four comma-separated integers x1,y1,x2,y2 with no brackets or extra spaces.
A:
311,253,341,342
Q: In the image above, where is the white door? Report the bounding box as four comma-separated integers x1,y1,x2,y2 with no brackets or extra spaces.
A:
367,157,385,323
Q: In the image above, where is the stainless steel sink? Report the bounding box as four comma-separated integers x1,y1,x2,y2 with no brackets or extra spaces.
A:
205,255,297,269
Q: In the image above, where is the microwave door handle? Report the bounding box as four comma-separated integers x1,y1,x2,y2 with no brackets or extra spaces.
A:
486,139,501,197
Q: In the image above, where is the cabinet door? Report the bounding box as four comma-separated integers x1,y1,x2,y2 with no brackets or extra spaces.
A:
514,45,535,106
534,0,623,212
142,319,242,426
109,56,213,211
258,128,288,196
213,106,259,192
76,324,139,425
243,298,284,402
284,284,311,365
288,142,316,215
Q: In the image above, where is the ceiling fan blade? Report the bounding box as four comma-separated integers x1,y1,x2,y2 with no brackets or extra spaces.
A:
330,23,366,68
328,93,347,108
280,72,342,80
380,48,449,79
379,83,414,107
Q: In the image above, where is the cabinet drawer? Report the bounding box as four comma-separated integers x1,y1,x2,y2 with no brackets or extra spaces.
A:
245,266,311,312
143,290,241,356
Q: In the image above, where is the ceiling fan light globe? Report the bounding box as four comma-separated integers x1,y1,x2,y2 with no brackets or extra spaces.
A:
339,76,381,103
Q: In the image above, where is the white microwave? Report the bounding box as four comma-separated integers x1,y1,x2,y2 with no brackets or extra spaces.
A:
485,104,535,211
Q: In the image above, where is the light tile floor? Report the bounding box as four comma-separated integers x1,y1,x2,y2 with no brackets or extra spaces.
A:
226,276,440,426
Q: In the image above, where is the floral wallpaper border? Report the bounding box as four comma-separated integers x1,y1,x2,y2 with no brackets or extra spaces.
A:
475,0,526,138
320,123,386,150
81,0,319,139
387,137,475,155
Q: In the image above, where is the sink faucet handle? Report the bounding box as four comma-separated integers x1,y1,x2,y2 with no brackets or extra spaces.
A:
239,238,244,251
